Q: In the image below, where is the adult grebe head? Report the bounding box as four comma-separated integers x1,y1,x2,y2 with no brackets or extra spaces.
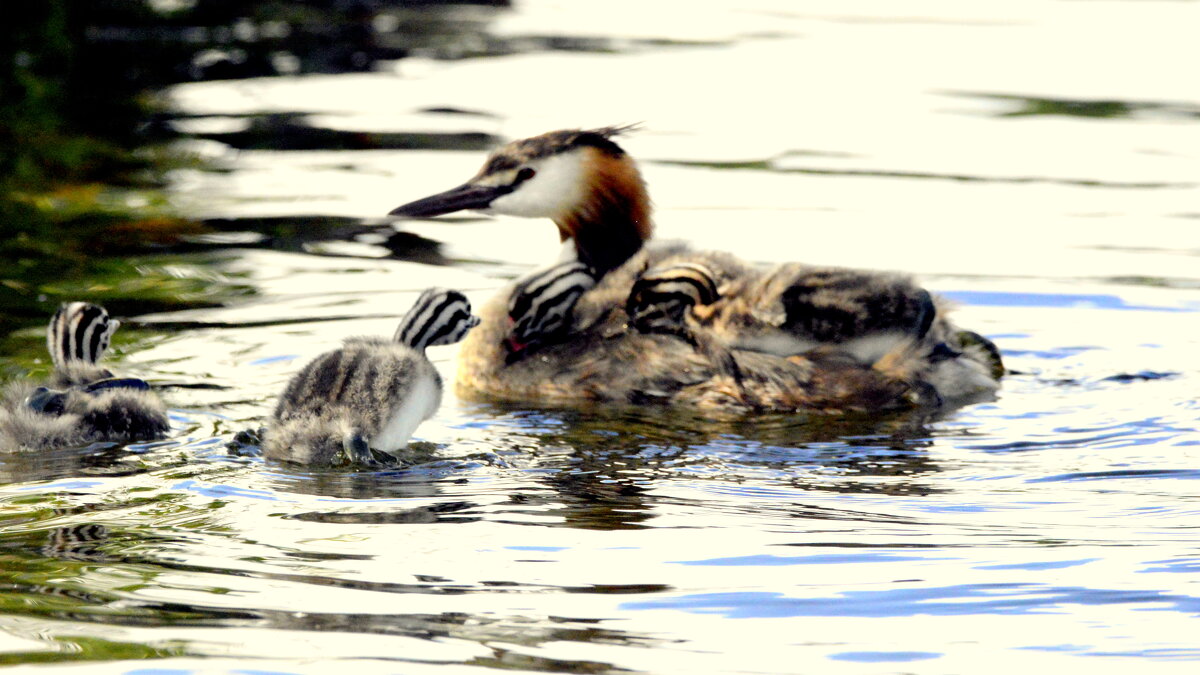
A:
390,126,652,276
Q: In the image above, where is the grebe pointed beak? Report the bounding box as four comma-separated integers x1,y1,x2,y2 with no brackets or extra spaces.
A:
388,182,511,218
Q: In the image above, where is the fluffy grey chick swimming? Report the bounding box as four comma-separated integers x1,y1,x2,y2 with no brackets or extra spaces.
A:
0,302,170,451
264,288,480,467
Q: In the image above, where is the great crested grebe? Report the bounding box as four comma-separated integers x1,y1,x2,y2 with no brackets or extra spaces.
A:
389,126,1002,411
264,288,479,467
0,303,170,450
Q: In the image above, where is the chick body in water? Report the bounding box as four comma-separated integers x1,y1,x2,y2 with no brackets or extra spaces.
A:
264,289,479,467
0,303,170,451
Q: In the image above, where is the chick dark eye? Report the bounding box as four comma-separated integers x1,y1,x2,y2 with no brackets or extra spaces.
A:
515,167,536,183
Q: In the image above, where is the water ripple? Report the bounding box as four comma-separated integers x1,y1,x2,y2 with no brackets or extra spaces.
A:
622,583,1200,618
1028,469,1200,483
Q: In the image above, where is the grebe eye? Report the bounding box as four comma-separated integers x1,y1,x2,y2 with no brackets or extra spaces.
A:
515,167,536,183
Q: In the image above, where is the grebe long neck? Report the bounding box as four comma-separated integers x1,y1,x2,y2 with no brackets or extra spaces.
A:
557,150,653,277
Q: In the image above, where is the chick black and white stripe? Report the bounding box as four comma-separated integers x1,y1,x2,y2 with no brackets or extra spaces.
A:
264,288,479,467
506,262,596,353
627,262,719,337
48,302,118,369
1,303,170,451
395,288,479,350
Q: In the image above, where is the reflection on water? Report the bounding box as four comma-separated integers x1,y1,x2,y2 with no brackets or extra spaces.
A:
949,91,1200,121
622,582,1200,618
2,0,1200,673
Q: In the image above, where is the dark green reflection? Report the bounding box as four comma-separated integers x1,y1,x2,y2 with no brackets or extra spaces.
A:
0,520,662,668
0,1,515,340
953,91,1200,120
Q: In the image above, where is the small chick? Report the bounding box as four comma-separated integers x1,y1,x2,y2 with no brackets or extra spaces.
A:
505,261,596,361
0,302,170,451
264,288,480,468
626,261,720,341
625,261,752,401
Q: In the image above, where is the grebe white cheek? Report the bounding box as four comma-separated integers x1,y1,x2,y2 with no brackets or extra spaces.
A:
487,152,590,220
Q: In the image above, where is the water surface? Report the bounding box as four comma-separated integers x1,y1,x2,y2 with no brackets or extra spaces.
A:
2,1,1199,673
